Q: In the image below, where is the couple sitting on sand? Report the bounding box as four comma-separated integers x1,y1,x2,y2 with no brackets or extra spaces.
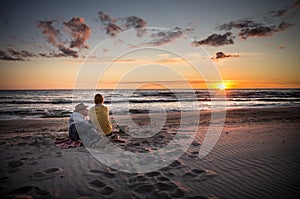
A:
68,94,120,144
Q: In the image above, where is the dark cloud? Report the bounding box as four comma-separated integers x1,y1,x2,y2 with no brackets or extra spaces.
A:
97,12,123,37
148,28,184,46
268,1,300,18
218,19,293,40
58,45,79,58
105,23,122,36
217,1,296,40
239,21,293,39
98,12,116,24
277,21,293,31
38,52,64,58
239,25,275,39
192,32,234,47
215,52,227,59
0,50,23,61
218,19,260,31
0,47,76,61
0,48,36,61
63,17,91,49
269,9,288,17
124,16,147,29
212,51,239,60
39,49,78,59
124,16,147,37
8,49,36,58
97,11,148,37
38,53,53,58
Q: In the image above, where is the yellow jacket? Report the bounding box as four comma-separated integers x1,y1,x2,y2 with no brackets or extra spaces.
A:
88,105,112,135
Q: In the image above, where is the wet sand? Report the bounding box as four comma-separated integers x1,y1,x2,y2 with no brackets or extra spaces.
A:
0,107,299,198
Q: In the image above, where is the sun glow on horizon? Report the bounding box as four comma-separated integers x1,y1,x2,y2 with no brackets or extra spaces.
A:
214,80,232,90
217,83,227,90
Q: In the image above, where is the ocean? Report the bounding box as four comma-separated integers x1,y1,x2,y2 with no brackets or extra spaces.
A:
0,89,299,120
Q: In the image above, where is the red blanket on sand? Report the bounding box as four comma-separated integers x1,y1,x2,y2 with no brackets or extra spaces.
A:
54,138,83,149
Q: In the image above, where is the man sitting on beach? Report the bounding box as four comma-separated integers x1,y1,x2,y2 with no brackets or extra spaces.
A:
68,103,89,141
88,94,120,141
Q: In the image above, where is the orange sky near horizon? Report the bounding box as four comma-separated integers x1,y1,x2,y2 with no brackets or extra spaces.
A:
0,54,299,90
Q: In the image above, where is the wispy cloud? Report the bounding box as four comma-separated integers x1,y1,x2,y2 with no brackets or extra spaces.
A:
58,45,79,58
0,48,37,61
97,12,147,37
98,11,117,24
218,19,293,39
37,16,91,58
269,0,300,17
123,15,147,37
269,9,288,17
148,27,184,46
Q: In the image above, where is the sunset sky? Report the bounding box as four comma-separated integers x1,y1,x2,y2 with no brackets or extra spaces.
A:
0,0,299,89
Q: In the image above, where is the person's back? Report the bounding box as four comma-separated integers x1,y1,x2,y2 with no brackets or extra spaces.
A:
89,94,113,135
89,94,126,142
89,104,112,135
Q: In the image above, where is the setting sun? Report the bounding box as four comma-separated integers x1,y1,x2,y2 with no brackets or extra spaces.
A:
217,83,227,90
216,81,230,90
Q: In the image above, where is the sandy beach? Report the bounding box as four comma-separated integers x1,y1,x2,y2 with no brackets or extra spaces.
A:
0,107,299,198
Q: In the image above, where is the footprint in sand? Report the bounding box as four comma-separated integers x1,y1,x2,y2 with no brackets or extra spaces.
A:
8,160,23,168
128,171,184,197
169,160,185,168
0,176,11,183
89,179,106,188
182,169,217,181
129,183,155,194
145,171,161,177
189,151,199,158
154,182,177,192
7,185,51,199
88,180,114,195
30,167,63,180
157,176,170,182
129,180,183,197
7,160,23,173
128,175,148,183
101,186,114,195
191,141,201,147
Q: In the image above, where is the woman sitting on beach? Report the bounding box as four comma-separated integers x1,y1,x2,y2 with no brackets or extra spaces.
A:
88,94,120,141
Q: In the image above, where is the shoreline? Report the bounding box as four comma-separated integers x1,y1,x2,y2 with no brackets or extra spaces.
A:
0,106,300,198
1,104,299,121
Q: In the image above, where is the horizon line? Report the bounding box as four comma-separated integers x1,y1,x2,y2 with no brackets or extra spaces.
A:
0,87,299,91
